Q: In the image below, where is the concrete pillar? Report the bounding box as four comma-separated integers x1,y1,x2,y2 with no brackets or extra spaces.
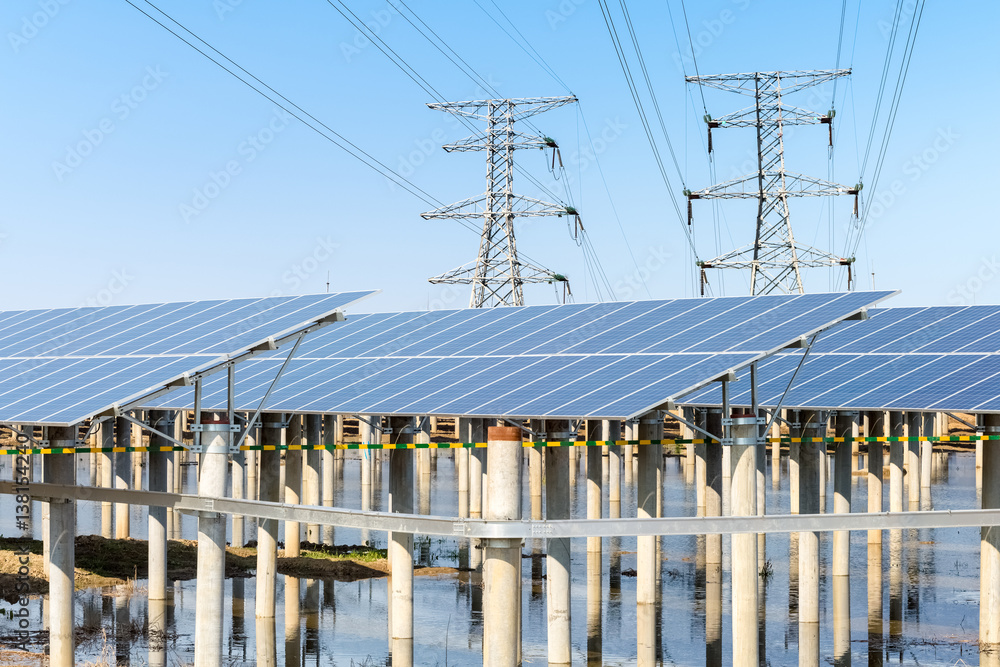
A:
193,417,231,667
470,420,486,520
321,415,336,546
889,412,905,513
148,411,170,603
789,410,801,514
256,414,282,620
729,413,758,667
833,413,854,576
458,424,470,519
608,420,622,518
722,440,732,516
231,439,245,549
921,412,934,501
304,414,322,544
695,408,708,514
528,419,544,521
47,427,77,667
636,414,662,667
866,411,885,545
100,421,113,538
284,415,303,557
114,416,131,539
683,407,696,484
799,410,823,667
415,417,431,518
585,421,602,555
705,409,723,568
771,416,781,489
483,425,523,667
389,416,415,666
905,412,921,506
546,420,573,666
982,414,1000,646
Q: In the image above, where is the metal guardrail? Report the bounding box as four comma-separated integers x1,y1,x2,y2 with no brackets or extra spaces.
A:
2,481,998,539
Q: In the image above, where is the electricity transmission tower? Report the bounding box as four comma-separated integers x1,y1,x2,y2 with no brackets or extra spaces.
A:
686,70,860,295
421,96,577,308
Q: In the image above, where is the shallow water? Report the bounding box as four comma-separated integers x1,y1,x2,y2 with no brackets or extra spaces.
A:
0,449,987,665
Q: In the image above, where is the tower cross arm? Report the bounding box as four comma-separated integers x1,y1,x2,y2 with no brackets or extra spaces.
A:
687,171,860,200
710,104,834,128
426,96,577,122
442,131,554,152
686,69,850,96
421,193,570,220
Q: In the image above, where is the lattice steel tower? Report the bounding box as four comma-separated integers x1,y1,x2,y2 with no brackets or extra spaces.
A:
686,70,860,295
422,96,577,308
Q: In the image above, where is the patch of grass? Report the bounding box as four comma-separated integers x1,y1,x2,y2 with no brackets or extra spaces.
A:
298,544,387,563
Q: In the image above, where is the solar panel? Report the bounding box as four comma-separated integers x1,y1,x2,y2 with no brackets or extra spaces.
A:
679,304,1000,413
144,291,895,420
0,291,376,425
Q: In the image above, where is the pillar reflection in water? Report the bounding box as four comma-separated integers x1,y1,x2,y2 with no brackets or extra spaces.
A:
285,575,301,667
706,542,723,667
867,543,883,667
888,529,903,652
304,578,320,662
257,614,277,667
231,578,247,660
148,597,166,667
586,550,602,666
833,575,851,667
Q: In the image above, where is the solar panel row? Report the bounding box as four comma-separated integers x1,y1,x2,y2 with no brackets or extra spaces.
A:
679,305,1000,412
0,292,375,425
147,291,893,420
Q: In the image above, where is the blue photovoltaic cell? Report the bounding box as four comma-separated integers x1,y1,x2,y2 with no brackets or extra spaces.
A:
0,291,376,425
141,291,893,419
679,303,1000,412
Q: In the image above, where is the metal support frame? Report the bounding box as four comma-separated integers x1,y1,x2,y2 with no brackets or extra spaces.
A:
234,332,307,451
422,96,578,308
944,411,978,431
686,70,856,294
763,333,819,435
6,424,49,448
11,480,999,538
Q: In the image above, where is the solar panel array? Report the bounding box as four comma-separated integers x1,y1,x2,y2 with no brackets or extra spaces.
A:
679,304,1000,413
146,291,893,420
0,292,375,425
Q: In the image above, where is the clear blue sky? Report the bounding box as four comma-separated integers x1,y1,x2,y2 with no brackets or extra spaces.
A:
2,0,995,313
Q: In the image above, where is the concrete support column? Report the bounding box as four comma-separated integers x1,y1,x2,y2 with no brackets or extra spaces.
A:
705,409,723,564
833,413,854,576
546,420,573,667
789,410,801,514
47,427,77,667
683,407,696,484
981,414,1000,646
921,412,935,502
905,412,921,506
100,422,114,538
415,417,431,517
866,411,885,545
608,420,622,518
799,411,824,667
321,415,336,546
695,408,707,514
389,416,415,666
483,425,523,667
304,414,322,544
585,420,603,555
114,416,131,539
889,412,905,513
470,420,486,520
729,413,758,667
193,418,232,667
771,417,781,489
231,440,245,550
256,414,282,621
284,415,303,557
148,411,170,603
457,418,472,520
528,419,544,521
636,414,663,667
